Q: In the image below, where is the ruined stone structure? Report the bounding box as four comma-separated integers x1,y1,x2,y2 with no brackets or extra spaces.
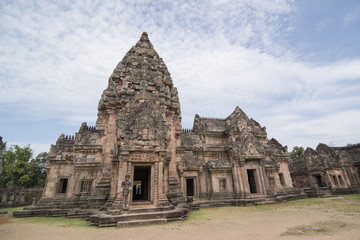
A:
290,143,360,195
0,186,43,208
14,33,303,226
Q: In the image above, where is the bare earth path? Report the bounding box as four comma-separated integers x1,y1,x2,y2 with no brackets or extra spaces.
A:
1,195,360,240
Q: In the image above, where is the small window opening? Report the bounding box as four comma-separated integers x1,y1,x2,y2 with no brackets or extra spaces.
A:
80,180,92,193
219,178,227,191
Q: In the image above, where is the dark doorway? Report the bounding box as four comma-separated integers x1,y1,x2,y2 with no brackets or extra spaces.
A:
133,166,151,201
247,170,258,194
332,175,338,186
314,175,324,187
58,178,68,193
186,178,194,196
279,173,286,186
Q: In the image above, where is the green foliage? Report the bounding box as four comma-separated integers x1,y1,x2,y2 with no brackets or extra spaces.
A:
0,144,47,188
290,146,304,161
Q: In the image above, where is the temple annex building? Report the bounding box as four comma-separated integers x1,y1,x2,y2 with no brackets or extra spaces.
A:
14,33,305,227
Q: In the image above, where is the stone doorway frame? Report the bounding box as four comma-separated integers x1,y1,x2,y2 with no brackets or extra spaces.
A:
247,169,258,194
185,178,195,197
130,163,154,205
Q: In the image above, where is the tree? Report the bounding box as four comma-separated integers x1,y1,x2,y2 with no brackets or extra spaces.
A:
28,152,47,187
0,144,47,188
290,146,304,161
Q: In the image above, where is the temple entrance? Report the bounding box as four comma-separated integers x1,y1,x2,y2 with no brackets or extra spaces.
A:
247,169,258,194
132,166,151,201
314,175,324,187
186,178,194,196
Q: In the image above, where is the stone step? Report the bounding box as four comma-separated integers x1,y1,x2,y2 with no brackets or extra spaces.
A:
90,206,188,227
115,209,181,222
128,205,174,214
117,218,167,228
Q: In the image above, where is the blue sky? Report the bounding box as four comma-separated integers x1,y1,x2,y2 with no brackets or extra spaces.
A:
0,0,359,156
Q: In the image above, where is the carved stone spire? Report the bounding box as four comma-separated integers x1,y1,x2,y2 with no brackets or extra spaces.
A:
97,32,180,116
96,32,182,150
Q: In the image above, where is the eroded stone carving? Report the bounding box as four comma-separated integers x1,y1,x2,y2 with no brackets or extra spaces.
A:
121,173,132,210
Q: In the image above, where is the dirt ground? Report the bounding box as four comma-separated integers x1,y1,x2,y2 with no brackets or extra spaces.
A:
1,196,360,240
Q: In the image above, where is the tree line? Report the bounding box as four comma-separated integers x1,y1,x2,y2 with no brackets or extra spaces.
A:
0,143,47,188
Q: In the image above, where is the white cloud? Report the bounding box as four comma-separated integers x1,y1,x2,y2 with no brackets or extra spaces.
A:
0,0,359,153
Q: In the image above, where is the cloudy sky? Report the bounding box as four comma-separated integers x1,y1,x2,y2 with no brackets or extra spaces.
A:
1,0,359,156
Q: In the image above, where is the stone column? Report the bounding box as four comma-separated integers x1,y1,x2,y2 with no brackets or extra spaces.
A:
231,159,241,198
157,159,168,205
154,162,159,205
197,170,202,199
239,160,250,198
259,160,268,195
116,155,125,199
341,168,351,187
164,161,169,194
208,170,214,198
109,161,119,198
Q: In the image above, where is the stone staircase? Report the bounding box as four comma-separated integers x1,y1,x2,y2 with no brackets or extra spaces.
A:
12,197,99,219
190,191,308,210
90,204,189,227
166,177,186,205
303,187,334,198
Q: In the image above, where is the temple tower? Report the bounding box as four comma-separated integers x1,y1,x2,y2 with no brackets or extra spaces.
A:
97,32,182,206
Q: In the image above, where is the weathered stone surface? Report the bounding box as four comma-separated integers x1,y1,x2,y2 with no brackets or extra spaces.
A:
290,143,360,193
0,186,43,208
14,32,302,225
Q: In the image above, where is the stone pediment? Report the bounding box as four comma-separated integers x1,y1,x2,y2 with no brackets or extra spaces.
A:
264,158,280,170
178,152,202,171
117,94,171,149
241,136,263,157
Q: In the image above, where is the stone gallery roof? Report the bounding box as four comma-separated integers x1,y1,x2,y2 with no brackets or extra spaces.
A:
289,143,360,175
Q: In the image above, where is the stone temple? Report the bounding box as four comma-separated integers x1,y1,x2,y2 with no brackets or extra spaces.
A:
14,33,304,226
290,143,360,197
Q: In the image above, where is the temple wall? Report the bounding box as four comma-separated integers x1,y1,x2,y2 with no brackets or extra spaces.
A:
210,170,233,198
278,162,293,188
99,113,117,180
43,164,59,198
1,187,43,208
327,169,348,188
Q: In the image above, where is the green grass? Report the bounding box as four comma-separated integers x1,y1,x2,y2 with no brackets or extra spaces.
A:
287,197,322,204
186,208,226,222
11,217,92,228
183,194,360,224
0,206,25,214
343,194,360,200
